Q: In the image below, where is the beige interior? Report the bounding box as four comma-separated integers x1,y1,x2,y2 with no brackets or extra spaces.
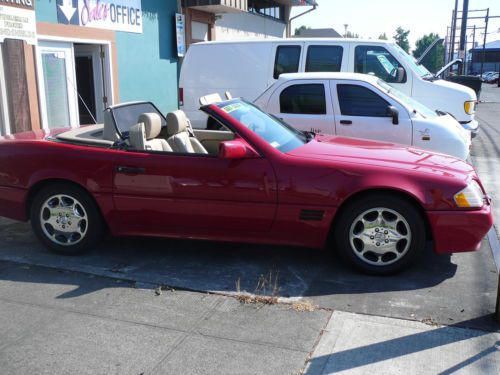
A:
55,110,234,155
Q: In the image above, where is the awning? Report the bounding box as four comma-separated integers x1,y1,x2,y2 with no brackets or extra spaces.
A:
182,0,248,14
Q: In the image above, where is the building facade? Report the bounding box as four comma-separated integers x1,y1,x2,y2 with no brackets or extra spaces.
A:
0,0,316,137
470,40,500,75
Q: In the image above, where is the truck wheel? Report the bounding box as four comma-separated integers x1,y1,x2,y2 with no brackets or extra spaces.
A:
334,193,425,275
30,183,103,255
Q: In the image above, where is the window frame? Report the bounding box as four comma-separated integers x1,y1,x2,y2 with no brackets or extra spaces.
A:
305,45,344,73
273,45,302,79
336,83,390,118
279,83,328,115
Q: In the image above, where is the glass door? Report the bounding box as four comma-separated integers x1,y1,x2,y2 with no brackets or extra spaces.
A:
36,41,78,129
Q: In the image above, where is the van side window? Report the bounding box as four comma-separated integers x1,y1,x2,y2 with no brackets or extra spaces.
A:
280,84,326,115
354,46,406,83
306,46,343,72
273,46,301,79
337,84,389,117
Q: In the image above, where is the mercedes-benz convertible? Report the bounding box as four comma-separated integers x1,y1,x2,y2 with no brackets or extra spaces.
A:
0,99,493,274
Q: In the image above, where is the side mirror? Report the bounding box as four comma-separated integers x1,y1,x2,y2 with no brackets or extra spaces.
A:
396,67,405,83
386,106,399,125
219,139,259,159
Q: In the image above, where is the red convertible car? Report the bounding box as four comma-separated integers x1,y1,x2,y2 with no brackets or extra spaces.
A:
0,99,493,274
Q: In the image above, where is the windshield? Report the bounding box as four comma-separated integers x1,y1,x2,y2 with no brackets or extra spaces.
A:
217,100,307,153
377,79,437,118
111,102,166,138
393,44,432,78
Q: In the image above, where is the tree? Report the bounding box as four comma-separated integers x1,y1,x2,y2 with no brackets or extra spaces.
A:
345,31,360,38
378,33,388,40
413,33,445,73
393,27,410,52
294,25,310,36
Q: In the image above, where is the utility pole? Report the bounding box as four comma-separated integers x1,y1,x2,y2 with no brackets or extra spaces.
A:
449,0,459,64
480,8,489,76
459,0,469,75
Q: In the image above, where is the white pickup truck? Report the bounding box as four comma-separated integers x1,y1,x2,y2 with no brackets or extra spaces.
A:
254,72,471,160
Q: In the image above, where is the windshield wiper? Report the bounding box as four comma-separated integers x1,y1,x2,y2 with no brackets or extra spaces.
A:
302,130,316,142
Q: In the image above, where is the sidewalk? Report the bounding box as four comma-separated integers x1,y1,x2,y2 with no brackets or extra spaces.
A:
306,311,499,375
0,261,330,375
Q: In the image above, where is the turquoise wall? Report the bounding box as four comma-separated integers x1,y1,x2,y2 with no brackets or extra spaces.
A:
35,0,179,114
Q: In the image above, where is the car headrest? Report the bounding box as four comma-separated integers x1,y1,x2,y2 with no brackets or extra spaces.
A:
137,113,161,140
166,110,188,136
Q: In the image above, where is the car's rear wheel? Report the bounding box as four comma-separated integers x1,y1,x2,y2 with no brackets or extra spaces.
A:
30,184,103,255
334,193,425,275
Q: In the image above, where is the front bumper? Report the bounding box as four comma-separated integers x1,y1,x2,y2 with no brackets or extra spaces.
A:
427,203,493,254
460,119,479,137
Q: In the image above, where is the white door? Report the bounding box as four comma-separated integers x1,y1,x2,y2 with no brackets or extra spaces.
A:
331,80,412,145
266,80,335,134
36,41,78,130
0,42,10,136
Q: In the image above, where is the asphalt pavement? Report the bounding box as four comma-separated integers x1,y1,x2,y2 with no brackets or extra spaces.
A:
0,84,499,374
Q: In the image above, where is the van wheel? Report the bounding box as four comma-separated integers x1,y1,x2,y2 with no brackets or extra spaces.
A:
334,193,425,275
30,184,103,255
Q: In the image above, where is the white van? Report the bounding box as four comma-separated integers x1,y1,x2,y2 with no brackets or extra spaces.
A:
254,72,471,160
179,38,478,134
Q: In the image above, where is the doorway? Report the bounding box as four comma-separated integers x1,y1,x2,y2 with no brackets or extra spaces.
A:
36,40,112,130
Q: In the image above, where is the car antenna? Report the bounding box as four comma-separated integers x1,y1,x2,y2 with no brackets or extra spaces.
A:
66,77,98,125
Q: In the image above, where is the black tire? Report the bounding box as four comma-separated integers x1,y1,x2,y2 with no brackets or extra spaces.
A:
334,193,426,275
30,183,103,255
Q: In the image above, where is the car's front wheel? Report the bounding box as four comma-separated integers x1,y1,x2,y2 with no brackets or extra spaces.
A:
334,193,426,275
30,184,103,255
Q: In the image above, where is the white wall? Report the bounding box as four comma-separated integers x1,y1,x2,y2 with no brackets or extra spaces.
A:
215,12,285,41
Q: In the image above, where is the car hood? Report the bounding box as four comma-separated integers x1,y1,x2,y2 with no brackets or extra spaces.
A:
288,135,474,178
431,78,477,101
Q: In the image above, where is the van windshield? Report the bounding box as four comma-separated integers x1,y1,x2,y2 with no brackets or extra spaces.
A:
393,44,433,79
377,79,437,118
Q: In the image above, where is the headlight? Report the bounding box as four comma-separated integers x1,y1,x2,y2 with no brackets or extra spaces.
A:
454,180,484,208
464,100,476,115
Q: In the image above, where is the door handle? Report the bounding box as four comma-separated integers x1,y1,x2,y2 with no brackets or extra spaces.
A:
116,166,145,175
340,120,352,125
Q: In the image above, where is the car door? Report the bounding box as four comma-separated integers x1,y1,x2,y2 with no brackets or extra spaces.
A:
266,80,335,134
331,81,412,145
111,149,277,236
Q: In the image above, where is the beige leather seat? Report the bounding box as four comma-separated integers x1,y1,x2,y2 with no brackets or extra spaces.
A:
129,113,172,152
166,110,208,154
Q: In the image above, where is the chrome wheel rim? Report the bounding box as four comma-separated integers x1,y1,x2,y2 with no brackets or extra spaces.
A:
349,207,411,266
39,194,88,246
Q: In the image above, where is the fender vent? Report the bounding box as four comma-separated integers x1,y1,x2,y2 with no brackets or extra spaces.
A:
299,209,325,221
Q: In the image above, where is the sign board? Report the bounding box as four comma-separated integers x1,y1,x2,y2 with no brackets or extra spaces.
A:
0,3,36,45
175,13,185,57
56,0,143,34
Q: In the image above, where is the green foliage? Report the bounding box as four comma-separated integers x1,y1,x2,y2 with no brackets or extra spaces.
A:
345,31,360,38
378,33,388,40
393,27,410,52
294,25,310,36
413,33,445,73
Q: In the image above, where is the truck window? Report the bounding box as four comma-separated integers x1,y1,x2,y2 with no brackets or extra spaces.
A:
273,45,301,79
306,46,343,72
337,84,389,117
354,46,406,83
279,84,326,115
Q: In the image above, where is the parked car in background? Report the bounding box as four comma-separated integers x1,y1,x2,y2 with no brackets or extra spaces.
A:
179,38,479,135
0,99,493,274
480,71,496,81
254,72,471,160
484,72,499,84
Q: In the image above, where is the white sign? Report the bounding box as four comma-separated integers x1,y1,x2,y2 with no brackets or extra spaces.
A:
57,0,143,34
0,5,36,45
175,13,185,57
